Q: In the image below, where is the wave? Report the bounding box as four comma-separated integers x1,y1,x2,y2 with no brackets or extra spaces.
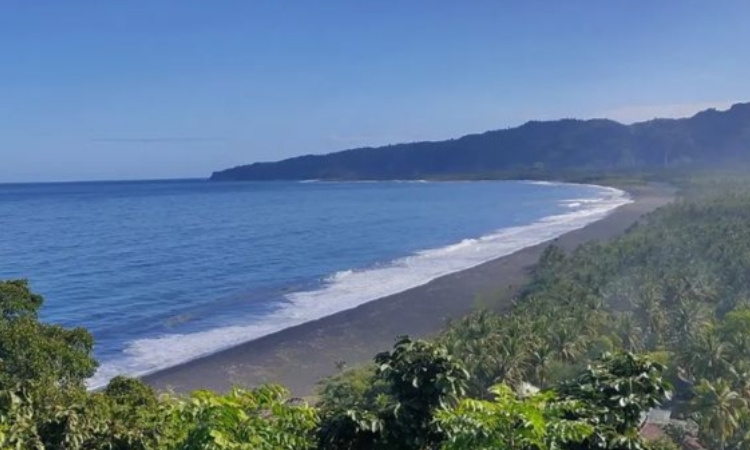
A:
88,184,632,388
523,180,565,186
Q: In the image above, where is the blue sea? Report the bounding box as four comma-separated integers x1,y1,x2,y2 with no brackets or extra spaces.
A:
0,179,629,387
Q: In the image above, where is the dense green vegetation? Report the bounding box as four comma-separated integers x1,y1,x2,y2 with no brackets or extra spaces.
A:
7,173,750,448
444,174,750,448
211,102,750,181
0,282,667,449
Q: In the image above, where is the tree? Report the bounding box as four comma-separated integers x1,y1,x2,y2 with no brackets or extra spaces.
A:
0,280,98,390
719,307,750,370
633,288,668,349
318,336,468,450
104,376,158,408
549,320,588,363
613,312,644,353
558,352,672,449
437,384,592,450
530,342,556,388
668,289,712,343
690,378,748,450
677,327,735,382
441,310,504,397
374,336,468,449
165,385,319,450
316,366,389,450
490,323,532,387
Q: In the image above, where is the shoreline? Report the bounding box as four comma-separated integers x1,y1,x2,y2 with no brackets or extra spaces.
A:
144,182,675,396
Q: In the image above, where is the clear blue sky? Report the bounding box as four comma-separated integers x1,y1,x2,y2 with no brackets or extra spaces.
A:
2,1,749,182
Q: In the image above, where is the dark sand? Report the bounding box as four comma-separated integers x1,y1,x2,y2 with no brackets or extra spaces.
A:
144,183,675,396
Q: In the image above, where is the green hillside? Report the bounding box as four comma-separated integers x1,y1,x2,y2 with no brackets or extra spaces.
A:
211,103,750,181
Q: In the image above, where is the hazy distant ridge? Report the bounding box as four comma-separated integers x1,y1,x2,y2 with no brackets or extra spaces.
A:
211,102,750,181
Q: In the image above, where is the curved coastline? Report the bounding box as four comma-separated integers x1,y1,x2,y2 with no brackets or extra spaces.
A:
140,182,674,395
89,180,625,388
90,180,623,387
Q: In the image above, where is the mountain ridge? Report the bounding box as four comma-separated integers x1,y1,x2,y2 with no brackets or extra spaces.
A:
211,102,750,181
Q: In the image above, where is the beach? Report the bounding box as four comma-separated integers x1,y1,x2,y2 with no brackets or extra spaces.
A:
144,182,675,396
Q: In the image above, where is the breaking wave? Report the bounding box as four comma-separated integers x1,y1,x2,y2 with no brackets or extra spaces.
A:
89,184,631,388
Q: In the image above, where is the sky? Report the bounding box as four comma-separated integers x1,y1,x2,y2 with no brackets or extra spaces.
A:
1,1,749,182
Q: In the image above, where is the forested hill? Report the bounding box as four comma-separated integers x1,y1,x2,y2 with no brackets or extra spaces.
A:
211,102,750,181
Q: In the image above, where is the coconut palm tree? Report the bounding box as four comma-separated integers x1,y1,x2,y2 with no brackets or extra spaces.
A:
719,307,750,370
634,288,668,349
528,342,555,388
697,332,737,381
490,320,531,387
548,321,587,363
677,327,736,382
441,310,499,397
691,378,748,450
670,295,712,343
614,312,644,353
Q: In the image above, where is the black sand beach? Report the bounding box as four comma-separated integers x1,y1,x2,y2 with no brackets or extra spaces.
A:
144,183,675,396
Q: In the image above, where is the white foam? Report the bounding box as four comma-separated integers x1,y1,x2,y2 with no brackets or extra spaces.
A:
524,180,564,186
325,269,354,282
88,183,632,389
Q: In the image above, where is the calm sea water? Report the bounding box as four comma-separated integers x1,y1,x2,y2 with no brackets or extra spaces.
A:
0,180,629,386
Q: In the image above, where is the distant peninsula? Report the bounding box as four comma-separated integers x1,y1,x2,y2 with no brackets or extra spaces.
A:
211,102,750,181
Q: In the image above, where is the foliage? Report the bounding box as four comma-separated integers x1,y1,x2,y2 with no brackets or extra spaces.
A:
437,384,592,449
164,385,319,450
0,280,97,391
104,376,158,408
558,353,671,449
435,176,750,447
644,438,680,450
0,382,163,449
318,336,468,449
0,383,318,449
689,378,749,450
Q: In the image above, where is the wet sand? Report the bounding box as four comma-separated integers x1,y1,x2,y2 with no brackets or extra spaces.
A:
144,183,675,396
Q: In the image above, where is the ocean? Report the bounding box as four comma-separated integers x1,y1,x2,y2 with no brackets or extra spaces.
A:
0,179,630,387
